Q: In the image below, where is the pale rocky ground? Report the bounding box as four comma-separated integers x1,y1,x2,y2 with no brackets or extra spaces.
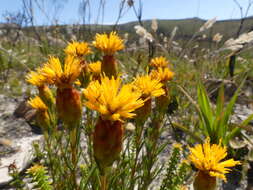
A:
0,95,43,189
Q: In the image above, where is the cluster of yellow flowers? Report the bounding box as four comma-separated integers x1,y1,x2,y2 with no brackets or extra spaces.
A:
26,31,174,172
150,56,174,83
26,31,240,189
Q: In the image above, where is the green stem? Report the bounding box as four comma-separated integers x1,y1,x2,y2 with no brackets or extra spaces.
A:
70,127,79,189
130,121,144,189
100,175,107,190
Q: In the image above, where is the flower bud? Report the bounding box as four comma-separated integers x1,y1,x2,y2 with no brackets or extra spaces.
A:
156,86,170,112
102,55,117,78
193,171,217,190
38,85,55,107
135,98,151,123
56,87,82,127
93,117,124,173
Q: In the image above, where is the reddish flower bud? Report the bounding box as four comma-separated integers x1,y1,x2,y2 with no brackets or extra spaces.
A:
93,117,124,172
102,55,117,78
56,87,82,127
193,171,217,190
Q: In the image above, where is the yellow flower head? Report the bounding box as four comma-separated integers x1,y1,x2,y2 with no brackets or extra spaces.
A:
132,75,165,99
64,41,91,57
26,68,47,87
74,79,82,86
83,76,144,122
150,56,169,68
41,56,81,88
150,67,174,82
188,138,241,182
28,96,48,111
93,31,124,55
88,61,101,75
26,164,47,175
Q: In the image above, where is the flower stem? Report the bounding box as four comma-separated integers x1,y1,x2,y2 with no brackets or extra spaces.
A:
100,175,107,190
69,125,80,189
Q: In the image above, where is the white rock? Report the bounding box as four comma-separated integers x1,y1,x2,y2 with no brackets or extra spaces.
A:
0,135,43,185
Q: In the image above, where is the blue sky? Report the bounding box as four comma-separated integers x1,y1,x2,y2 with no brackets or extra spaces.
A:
0,0,253,25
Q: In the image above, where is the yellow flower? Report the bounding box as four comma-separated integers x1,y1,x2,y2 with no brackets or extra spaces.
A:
93,32,124,55
74,79,81,86
26,70,55,107
83,76,144,122
150,67,174,82
88,61,101,75
41,56,81,88
132,75,165,100
150,56,169,68
28,96,48,111
26,164,46,174
28,96,50,128
188,138,240,182
64,41,91,57
26,68,47,87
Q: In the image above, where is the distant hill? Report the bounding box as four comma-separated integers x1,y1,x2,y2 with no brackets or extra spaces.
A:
59,17,253,42
4,17,253,44
115,17,253,41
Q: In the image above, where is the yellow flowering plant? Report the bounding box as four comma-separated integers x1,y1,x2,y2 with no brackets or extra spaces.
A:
93,31,124,78
189,138,240,190
3,0,252,186
150,56,170,68
16,29,248,190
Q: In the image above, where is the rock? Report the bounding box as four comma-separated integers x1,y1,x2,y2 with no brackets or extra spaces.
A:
0,135,43,187
205,78,253,107
0,95,43,187
13,99,36,122
231,104,253,125
205,78,237,102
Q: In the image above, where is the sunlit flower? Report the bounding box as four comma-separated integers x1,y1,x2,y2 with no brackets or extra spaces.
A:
64,41,91,57
83,76,144,172
93,32,123,77
132,74,165,100
131,75,164,122
189,138,240,182
39,56,82,126
150,67,174,111
150,56,170,68
26,69,55,107
28,96,50,128
28,96,48,111
150,67,174,82
74,79,81,86
83,76,144,122
26,164,46,174
93,32,124,55
41,56,81,88
26,68,47,87
88,61,101,75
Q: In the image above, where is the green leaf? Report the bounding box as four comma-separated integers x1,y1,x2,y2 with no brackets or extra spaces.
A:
197,84,214,137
